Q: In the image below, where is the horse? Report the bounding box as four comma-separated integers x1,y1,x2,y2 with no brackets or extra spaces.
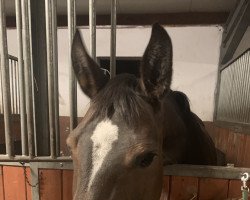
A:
67,23,218,200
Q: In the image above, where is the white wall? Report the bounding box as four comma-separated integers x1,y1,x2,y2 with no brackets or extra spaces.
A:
7,25,222,121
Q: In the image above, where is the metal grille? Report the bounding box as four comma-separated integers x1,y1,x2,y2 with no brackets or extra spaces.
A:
216,50,250,124
0,0,117,161
0,55,19,114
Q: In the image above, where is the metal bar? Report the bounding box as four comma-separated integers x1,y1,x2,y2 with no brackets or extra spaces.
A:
9,60,14,113
14,61,18,114
52,0,60,157
21,0,35,157
28,0,37,156
241,53,249,123
110,0,117,78
67,0,77,131
8,55,18,61
0,0,13,157
89,0,96,61
15,61,20,114
0,67,2,114
13,60,18,114
45,0,56,158
30,163,40,200
30,0,49,157
0,155,72,162
244,51,250,123
15,0,28,155
164,164,250,180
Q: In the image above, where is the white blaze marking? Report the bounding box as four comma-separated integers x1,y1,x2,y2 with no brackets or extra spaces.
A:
88,119,119,190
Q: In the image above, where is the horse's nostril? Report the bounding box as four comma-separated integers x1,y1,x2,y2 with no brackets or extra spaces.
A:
136,152,157,168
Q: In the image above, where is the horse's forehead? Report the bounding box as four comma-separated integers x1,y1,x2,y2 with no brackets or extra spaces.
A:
87,118,119,190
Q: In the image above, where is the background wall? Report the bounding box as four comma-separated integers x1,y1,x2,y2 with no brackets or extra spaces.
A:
6,25,222,121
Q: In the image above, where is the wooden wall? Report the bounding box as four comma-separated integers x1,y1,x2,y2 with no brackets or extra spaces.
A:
0,166,248,200
0,166,73,200
205,122,250,167
160,175,249,200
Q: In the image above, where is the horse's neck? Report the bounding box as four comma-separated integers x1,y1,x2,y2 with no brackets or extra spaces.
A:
159,95,188,164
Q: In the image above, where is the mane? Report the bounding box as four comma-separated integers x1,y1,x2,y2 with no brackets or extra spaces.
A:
171,91,191,114
90,74,148,126
171,90,205,126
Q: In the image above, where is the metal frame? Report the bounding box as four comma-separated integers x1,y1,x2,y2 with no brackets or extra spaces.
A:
0,0,119,162
0,0,13,157
214,0,250,132
214,48,250,133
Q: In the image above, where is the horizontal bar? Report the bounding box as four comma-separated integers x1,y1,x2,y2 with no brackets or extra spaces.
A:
0,155,72,162
6,12,229,28
0,160,248,180
164,164,250,180
8,55,18,61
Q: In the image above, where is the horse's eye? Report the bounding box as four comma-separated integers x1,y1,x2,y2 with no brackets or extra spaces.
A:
136,152,157,168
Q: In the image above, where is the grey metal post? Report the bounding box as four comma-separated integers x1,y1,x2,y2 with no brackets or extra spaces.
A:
28,0,37,156
21,0,35,157
30,1,50,156
52,0,60,157
89,0,96,60
9,60,14,113
0,0,13,157
67,0,78,131
45,0,56,158
110,0,117,78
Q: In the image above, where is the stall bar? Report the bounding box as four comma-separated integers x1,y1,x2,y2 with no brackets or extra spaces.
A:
0,0,118,161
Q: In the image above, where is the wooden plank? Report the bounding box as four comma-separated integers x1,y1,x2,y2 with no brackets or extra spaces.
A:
236,134,247,167
169,176,198,200
227,180,244,199
160,176,170,200
25,167,32,200
0,166,4,200
199,178,229,200
6,12,230,28
62,170,73,200
225,130,236,164
242,136,250,167
218,128,229,156
3,166,26,200
39,169,62,200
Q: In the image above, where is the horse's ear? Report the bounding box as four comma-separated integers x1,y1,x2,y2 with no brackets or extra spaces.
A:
71,29,109,98
139,23,173,100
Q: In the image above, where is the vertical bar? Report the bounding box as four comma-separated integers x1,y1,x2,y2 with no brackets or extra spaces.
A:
28,0,37,156
45,0,56,158
0,0,13,157
52,0,60,156
67,0,77,131
9,60,14,113
21,0,35,157
89,0,96,60
243,51,250,123
13,60,18,114
110,0,117,78
15,61,20,114
15,0,28,155
0,65,2,114
30,1,50,157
